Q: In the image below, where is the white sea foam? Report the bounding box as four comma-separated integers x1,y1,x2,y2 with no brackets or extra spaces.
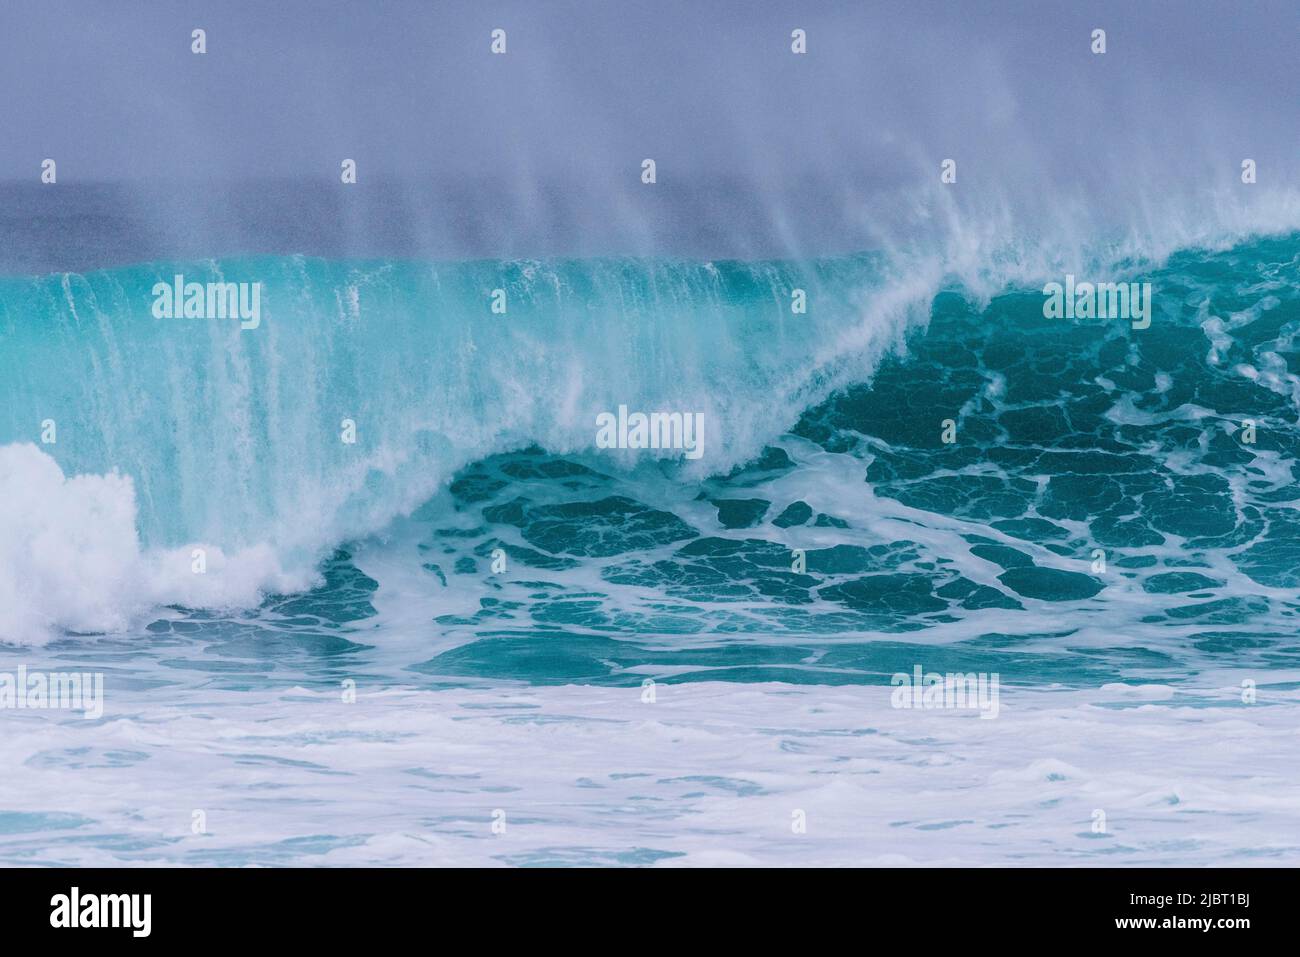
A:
0,443,310,644
0,678,1294,866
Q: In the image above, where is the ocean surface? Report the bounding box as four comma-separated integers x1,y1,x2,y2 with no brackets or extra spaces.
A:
2,233,1299,865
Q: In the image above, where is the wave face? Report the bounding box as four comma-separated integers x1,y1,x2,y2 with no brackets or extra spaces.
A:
0,251,927,641
2,234,1299,663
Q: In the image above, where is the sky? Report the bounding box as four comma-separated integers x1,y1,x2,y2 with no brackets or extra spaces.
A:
0,0,1297,262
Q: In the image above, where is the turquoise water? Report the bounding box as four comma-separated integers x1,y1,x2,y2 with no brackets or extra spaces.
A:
2,237,1299,684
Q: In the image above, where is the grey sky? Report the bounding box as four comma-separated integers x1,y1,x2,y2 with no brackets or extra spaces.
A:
3,0,1296,180
1,0,1296,263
